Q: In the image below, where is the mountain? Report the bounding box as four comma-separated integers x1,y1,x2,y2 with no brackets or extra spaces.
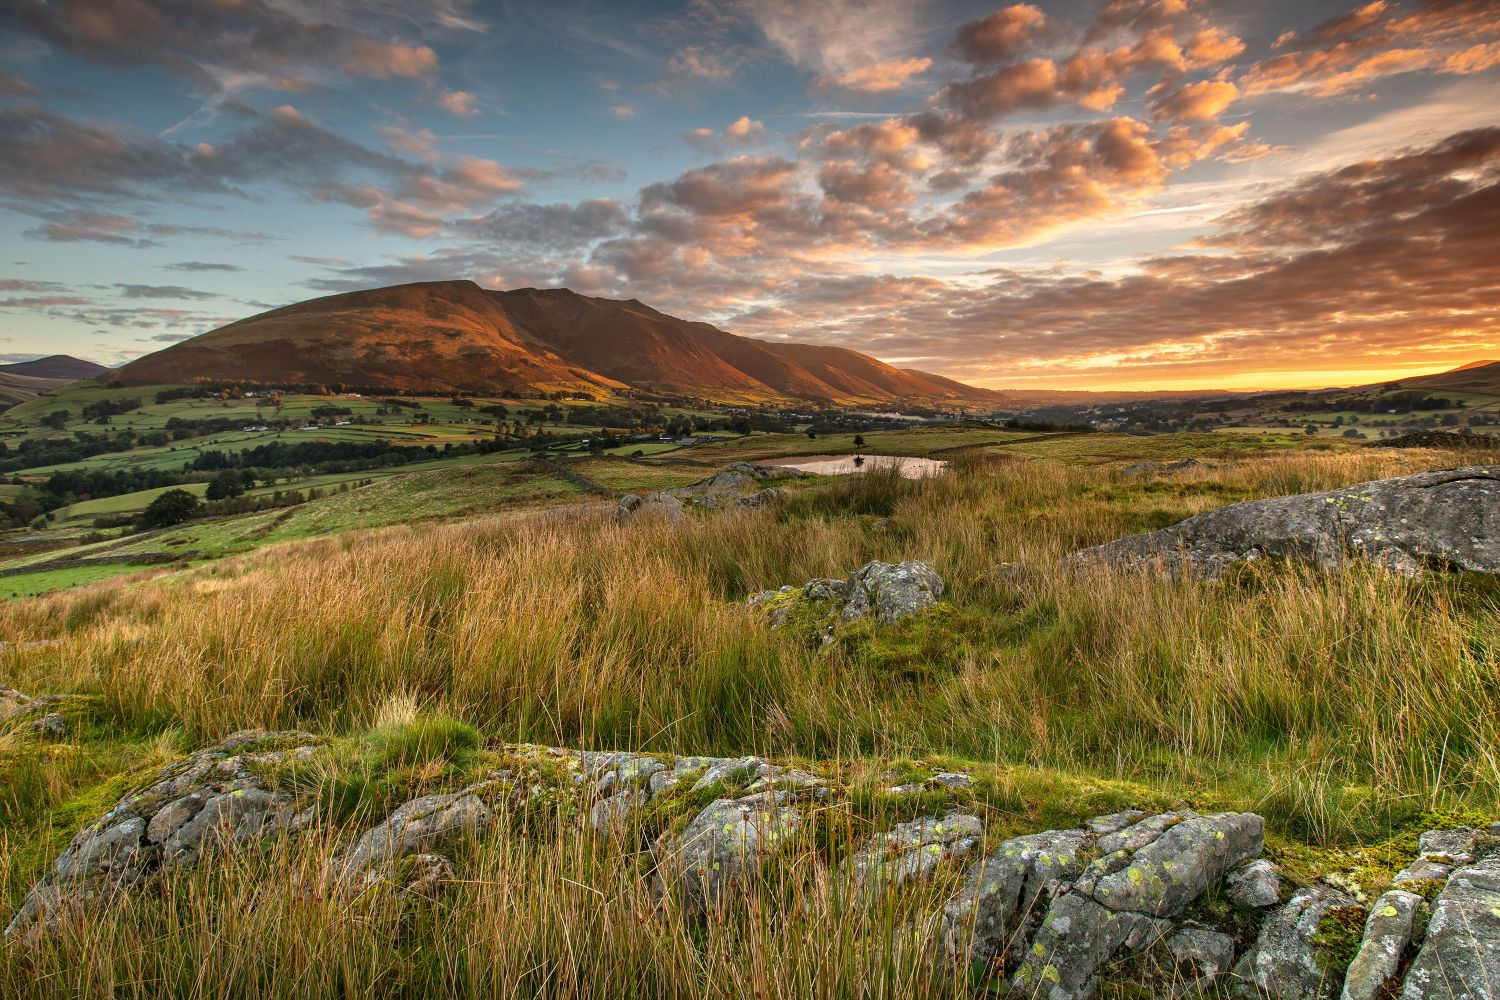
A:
1394,360,1500,394
113,281,1003,404
0,355,108,380
0,371,73,409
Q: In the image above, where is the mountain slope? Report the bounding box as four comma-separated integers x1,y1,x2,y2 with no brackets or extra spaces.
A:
113,281,999,403
0,371,72,409
0,355,108,380
1395,360,1500,394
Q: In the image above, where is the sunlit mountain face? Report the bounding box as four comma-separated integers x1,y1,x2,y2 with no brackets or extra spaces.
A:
0,0,1496,391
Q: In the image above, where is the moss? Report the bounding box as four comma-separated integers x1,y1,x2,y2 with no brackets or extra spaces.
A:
1312,904,1369,975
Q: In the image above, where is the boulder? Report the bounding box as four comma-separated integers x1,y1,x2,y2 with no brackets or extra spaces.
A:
1232,884,1359,1000
33,712,67,740
1063,466,1500,578
942,827,1092,965
333,780,505,885
613,491,686,524
749,560,944,635
1003,811,1262,999
667,463,809,508
1399,854,1500,999
1226,858,1283,909
1168,927,1237,987
844,812,982,891
654,791,803,913
1342,889,1424,1000
6,730,321,937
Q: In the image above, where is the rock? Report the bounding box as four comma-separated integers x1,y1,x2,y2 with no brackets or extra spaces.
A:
748,560,943,634
1122,461,1162,478
1399,854,1500,999
839,560,944,625
1000,811,1263,999
1394,859,1454,884
930,772,973,790
397,852,455,897
1086,810,1148,835
33,712,67,740
1168,927,1237,986
333,780,504,884
1417,828,1483,866
1009,891,1167,998
734,487,785,508
0,685,32,717
1232,884,1359,1000
844,812,982,891
6,730,321,937
1226,858,1283,909
613,491,685,524
591,788,643,835
1079,811,1264,918
655,791,802,913
1063,466,1500,578
667,463,809,508
1341,889,1423,1000
942,827,1091,965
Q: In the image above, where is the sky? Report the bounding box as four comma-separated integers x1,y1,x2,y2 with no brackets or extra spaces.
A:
0,0,1497,392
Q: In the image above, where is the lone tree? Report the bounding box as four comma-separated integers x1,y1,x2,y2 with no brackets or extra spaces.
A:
853,434,865,448
205,469,246,501
141,488,202,528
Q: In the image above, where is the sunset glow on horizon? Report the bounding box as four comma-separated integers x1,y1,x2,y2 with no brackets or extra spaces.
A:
1,0,1498,392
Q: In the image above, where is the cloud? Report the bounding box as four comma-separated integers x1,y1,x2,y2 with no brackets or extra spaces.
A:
0,72,36,98
437,90,479,118
0,0,469,96
1242,0,1500,96
610,104,638,118
1149,79,1238,123
682,116,768,152
951,5,1047,64
816,57,932,94
114,283,219,300
166,261,243,272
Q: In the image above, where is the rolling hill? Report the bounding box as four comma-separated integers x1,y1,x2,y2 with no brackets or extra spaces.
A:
111,281,1003,404
0,355,109,380
1392,360,1500,394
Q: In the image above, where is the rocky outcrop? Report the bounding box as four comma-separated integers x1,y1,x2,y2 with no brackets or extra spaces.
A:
614,462,804,523
748,559,944,636
1063,467,1500,578
1234,885,1360,1000
6,730,321,937
8,728,1495,1000
1400,853,1500,999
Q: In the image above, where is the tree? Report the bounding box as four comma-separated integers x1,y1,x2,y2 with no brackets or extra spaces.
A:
853,434,866,448
805,429,817,440
205,469,246,501
1304,424,1318,436
41,410,69,430
140,489,202,528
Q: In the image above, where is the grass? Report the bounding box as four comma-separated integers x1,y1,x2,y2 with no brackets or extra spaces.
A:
0,433,1494,997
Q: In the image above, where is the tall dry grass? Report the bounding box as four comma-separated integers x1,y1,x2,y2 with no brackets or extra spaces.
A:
0,446,1494,825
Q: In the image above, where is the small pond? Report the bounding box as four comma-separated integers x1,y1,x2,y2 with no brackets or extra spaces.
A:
763,454,947,478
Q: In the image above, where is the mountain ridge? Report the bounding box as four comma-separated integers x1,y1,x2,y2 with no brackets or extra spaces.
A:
111,281,1004,404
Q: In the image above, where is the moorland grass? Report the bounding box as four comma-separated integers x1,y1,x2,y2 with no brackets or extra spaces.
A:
0,442,1496,997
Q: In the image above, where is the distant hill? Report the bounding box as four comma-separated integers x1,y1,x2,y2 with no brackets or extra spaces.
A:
1393,360,1500,394
0,371,72,409
111,281,1005,405
0,355,108,380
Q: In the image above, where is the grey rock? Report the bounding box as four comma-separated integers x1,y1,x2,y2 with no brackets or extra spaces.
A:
1226,858,1283,909
1232,884,1358,1000
1079,811,1264,918
1399,854,1500,999
6,730,320,937
1169,927,1237,985
668,463,808,508
844,812,982,891
613,491,686,524
1342,889,1423,1000
1417,828,1483,866
1122,461,1162,478
1395,859,1455,884
1064,466,1500,578
839,560,944,625
334,781,501,882
33,712,67,740
1086,810,1148,836
1097,810,1195,855
930,772,973,790
655,791,802,913
591,788,643,835
1009,891,1166,999
942,827,1091,965
690,755,771,793
749,560,943,633
735,487,785,508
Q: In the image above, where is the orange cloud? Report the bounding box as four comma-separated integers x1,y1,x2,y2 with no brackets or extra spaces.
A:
817,56,932,94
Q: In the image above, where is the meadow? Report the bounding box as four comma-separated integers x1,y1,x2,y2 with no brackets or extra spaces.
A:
0,432,1495,997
